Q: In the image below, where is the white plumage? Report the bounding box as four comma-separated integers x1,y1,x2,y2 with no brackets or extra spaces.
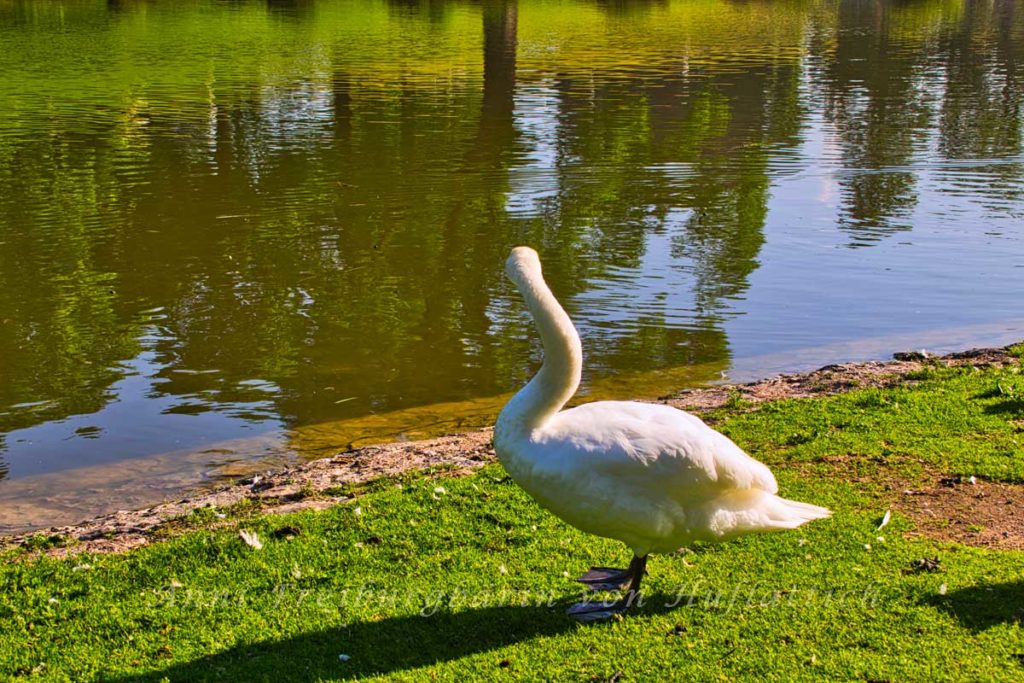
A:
494,246,830,619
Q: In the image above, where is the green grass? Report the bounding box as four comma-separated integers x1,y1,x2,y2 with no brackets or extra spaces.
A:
2,357,1023,681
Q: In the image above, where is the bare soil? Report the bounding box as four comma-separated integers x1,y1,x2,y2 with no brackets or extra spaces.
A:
898,476,1024,550
3,345,1020,556
809,451,1024,551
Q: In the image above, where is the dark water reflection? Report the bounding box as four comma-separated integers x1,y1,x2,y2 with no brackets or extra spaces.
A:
0,0,1022,529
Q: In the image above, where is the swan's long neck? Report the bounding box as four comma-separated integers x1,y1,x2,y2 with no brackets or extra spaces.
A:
500,264,583,433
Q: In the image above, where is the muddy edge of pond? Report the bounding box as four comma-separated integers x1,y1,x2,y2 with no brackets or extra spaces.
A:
4,344,1021,556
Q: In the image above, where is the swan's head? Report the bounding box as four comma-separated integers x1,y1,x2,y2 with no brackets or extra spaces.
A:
505,246,543,285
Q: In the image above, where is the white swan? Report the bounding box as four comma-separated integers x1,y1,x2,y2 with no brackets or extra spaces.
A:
494,246,831,621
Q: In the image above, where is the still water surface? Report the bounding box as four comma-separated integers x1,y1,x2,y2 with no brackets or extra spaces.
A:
1,0,1022,531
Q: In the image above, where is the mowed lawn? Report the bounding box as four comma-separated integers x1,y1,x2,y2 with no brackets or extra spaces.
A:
2,350,1022,681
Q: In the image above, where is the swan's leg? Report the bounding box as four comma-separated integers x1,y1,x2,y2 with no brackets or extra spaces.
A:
622,554,647,603
567,555,648,622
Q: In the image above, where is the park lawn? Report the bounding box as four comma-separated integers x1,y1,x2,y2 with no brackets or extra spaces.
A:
1,351,1022,682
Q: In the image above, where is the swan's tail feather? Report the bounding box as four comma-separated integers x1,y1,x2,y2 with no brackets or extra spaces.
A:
762,495,832,529
708,490,831,538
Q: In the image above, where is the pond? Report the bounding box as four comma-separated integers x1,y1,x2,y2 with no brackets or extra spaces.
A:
1,0,1022,532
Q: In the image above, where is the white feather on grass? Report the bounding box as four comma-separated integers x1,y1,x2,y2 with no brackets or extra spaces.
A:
239,530,263,550
876,510,891,531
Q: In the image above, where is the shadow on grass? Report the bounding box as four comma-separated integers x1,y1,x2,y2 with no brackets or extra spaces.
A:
973,385,1024,417
925,580,1024,632
982,399,1024,417
107,596,683,682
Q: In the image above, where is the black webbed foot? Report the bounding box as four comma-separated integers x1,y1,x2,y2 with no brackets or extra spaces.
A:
567,555,648,622
575,566,633,591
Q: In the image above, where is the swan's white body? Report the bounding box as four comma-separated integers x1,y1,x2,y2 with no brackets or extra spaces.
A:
494,247,829,558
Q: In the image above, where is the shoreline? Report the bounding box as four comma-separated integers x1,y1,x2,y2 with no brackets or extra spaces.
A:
3,342,1020,555
4,319,1023,537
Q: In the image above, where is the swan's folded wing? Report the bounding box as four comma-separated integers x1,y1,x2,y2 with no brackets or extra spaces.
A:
543,401,778,496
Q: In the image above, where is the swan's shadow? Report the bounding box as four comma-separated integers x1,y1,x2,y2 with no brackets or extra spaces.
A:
924,580,1024,632
107,595,684,682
